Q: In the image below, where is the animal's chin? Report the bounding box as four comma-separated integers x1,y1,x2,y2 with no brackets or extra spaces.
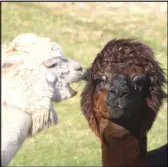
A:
52,84,77,102
107,105,134,119
107,106,124,120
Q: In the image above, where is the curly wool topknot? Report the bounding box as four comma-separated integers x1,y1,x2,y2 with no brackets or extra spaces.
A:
91,38,167,113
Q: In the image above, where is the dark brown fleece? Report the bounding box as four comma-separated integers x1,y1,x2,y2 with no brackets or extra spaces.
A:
81,39,167,166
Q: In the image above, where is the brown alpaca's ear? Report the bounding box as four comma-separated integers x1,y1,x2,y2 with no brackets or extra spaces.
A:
132,73,151,98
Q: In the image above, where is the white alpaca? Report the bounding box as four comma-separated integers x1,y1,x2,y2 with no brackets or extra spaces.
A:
1,33,83,166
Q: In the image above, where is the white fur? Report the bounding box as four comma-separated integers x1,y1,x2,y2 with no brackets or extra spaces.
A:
2,106,32,166
1,33,83,166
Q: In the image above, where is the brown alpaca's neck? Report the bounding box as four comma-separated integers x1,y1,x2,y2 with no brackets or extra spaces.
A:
101,134,147,167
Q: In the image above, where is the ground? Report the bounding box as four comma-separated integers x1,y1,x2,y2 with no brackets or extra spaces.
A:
2,2,167,166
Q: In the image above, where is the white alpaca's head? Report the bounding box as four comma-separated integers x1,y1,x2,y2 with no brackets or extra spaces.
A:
4,33,83,101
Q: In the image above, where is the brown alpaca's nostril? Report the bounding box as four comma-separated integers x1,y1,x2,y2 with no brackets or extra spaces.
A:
109,88,116,94
119,88,129,97
109,86,129,98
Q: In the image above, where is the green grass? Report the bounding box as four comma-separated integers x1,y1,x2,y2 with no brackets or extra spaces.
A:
2,2,167,166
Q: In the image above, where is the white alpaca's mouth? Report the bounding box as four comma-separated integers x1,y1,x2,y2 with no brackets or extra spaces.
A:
52,83,77,102
67,69,84,83
68,83,77,97
64,70,84,97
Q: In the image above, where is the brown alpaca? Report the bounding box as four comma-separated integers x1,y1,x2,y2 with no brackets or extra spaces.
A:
81,39,167,166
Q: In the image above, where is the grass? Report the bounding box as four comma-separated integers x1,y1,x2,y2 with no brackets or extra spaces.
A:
2,2,167,166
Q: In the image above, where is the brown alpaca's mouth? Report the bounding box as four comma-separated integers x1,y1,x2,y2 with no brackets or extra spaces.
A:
107,106,124,119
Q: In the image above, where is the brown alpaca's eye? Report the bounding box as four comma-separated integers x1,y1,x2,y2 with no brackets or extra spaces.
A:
94,75,106,84
93,75,107,90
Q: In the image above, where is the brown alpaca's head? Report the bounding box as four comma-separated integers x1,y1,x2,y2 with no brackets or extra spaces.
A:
81,39,167,140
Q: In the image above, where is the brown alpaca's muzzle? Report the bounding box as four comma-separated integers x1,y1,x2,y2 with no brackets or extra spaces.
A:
106,73,150,124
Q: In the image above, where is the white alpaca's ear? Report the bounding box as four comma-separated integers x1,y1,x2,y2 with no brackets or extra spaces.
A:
51,43,64,57
2,54,24,67
43,57,58,68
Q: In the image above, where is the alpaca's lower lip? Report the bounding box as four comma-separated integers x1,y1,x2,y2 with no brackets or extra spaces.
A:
68,84,77,97
107,104,123,110
106,105,125,120
70,88,77,97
